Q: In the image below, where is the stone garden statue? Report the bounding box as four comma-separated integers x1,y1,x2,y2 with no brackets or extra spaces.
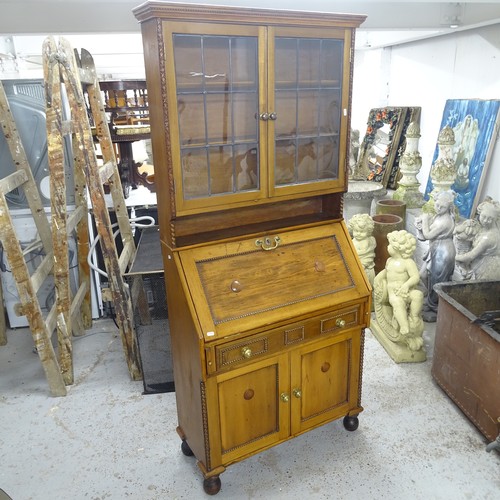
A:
454,217,481,279
371,230,426,363
347,213,376,287
455,197,500,280
414,190,456,322
423,125,456,213
393,121,425,208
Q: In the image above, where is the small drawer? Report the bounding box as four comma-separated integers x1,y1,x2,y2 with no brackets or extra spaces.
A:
320,306,360,334
216,335,270,369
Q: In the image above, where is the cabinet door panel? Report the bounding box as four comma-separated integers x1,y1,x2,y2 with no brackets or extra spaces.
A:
291,333,358,434
210,355,289,465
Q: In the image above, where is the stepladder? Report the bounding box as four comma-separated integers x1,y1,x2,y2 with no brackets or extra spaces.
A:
0,63,92,395
45,37,150,381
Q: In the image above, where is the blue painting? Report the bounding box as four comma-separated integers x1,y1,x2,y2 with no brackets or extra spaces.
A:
424,99,500,218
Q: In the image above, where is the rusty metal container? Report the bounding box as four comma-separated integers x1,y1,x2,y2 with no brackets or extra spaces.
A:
433,280,500,442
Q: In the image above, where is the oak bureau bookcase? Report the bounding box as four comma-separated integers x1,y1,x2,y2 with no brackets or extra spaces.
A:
134,1,370,494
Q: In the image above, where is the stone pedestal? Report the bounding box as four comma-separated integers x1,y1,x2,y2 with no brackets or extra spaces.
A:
370,320,427,363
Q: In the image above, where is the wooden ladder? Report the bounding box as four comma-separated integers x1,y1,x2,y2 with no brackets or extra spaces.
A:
0,69,91,395
44,37,147,381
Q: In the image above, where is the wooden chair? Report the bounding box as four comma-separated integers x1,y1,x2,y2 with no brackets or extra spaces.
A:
97,80,154,194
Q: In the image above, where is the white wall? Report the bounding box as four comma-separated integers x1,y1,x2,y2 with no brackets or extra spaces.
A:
352,23,500,208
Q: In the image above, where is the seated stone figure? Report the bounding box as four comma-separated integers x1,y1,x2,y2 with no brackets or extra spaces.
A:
371,230,426,363
455,197,500,280
347,213,376,287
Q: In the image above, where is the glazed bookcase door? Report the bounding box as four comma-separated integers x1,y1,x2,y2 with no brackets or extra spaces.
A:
269,27,351,197
164,22,268,213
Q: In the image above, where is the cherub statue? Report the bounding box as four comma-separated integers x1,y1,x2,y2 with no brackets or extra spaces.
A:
414,190,456,322
455,197,500,280
347,213,376,286
371,230,426,362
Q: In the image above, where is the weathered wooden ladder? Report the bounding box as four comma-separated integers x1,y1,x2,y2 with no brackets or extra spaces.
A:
0,60,92,396
47,37,147,381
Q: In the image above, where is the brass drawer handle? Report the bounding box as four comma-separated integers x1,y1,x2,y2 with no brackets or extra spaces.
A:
255,235,281,251
241,346,252,359
336,318,346,327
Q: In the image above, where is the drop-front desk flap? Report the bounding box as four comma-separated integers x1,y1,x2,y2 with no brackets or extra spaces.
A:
177,223,371,342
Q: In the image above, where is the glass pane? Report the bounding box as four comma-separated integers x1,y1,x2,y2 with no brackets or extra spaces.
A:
203,37,231,91
275,38,297,89
275,139,296,185
298,39,320,87
209,146,234,194
178,94,206,146
182,148,209,199
232,38,258,88
297,139,318,182
173,35,203,89
319,90,341,135
320,39,343,85
233,93,258,140
234,144,258,191
297,90,319,136
206,93,231,144
275,90,297,138
317,137,339,180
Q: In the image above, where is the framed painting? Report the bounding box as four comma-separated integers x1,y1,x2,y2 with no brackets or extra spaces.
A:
424,99,500,218
353,107,409,188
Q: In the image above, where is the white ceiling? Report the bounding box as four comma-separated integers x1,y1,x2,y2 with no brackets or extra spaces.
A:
1,1,500,49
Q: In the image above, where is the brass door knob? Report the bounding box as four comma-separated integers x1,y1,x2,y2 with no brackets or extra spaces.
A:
241,346,252,359
336,318,346,327
280,393,290,402
293,388,302,398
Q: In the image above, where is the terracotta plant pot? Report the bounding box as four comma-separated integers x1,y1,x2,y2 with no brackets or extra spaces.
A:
376,199,407,226
372,213,404,275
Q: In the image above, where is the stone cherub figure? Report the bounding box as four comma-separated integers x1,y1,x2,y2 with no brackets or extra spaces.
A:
454,217,481,279
414,190,456,322
371,230,426,363
347,213,376,287
455,197,500,280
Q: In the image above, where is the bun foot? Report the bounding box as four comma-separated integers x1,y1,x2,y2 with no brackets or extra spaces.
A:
203,475,221,495
181,439,194,457
343,415,359,431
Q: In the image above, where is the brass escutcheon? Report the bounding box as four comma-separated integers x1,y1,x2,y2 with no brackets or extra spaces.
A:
255,235,281,251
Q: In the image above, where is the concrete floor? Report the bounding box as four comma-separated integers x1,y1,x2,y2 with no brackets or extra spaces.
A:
1,318,499,500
